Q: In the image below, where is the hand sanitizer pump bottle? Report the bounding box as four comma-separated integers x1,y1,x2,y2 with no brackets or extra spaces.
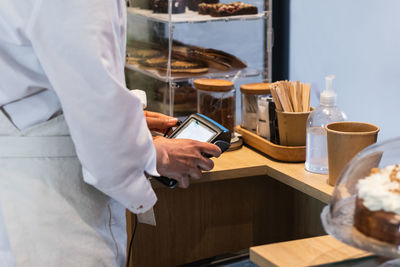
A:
305,75,347,174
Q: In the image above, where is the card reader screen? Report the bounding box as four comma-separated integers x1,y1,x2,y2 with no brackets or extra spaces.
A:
174,119,215,142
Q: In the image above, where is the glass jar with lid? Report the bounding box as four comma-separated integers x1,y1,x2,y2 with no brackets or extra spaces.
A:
240,83,270,132
194,78,235,134
240,83,274,138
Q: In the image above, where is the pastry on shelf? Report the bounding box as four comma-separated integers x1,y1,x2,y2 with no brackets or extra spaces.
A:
152,0,186,14
139,57,209,73
187,0,219,11
138,56,168,67
172,45,247,70
126,47,162,64
354,165,400,245
169,60,209,73
198,2,258,17
127,39,246,74
197,3,214,15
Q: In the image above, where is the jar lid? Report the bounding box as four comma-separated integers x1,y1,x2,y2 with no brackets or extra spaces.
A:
193,79,234,92
240,83,271,95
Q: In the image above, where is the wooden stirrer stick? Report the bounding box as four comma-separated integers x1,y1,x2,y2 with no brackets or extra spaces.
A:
270,85,283,112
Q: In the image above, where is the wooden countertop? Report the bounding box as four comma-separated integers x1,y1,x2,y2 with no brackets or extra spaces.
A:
194,146,334,204
250,235,371,267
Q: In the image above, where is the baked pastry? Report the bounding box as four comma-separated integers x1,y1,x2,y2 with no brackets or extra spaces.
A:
187,0,219,11
198,2,257,17
139,57,209,73
126,40,246,72
126,48,161,58
126,48,162,64
354,165,400,245
172,45,246,70
198,3,214,14
169,60,208,73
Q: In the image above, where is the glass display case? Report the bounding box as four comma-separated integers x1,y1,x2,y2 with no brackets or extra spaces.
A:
322,138,400,259
124,0,272,126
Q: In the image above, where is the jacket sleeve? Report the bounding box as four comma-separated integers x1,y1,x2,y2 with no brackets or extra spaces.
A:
26,0,158,213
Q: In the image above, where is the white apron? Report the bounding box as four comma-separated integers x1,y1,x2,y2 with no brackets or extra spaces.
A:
0,111,127,267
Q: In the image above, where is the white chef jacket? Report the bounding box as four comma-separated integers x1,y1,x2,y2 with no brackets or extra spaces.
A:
0,0,158,212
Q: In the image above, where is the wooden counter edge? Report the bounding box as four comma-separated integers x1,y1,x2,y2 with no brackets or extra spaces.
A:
264,166,332,204
250,235,372,267
150,146,334,204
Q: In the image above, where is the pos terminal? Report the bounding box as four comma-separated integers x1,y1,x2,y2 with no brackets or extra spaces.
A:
151,113,231,188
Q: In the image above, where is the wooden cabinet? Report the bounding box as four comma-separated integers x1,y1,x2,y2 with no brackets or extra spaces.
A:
126,146,333,266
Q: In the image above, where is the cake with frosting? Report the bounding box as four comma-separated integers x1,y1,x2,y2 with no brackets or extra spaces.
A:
354,165,400,245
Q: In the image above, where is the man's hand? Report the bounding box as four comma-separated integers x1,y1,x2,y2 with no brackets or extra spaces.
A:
144,111,177,133
153,137,222,188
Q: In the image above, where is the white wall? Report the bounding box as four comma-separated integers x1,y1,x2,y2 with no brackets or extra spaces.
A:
289,0,400,141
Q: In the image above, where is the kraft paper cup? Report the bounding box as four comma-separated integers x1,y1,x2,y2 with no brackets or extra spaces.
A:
326,121,379,186
276,109,312,146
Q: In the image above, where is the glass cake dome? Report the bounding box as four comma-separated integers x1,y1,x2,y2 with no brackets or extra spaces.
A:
321,137,400,258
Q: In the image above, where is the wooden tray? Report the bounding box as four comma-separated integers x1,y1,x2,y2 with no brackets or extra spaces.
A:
236,125,306,162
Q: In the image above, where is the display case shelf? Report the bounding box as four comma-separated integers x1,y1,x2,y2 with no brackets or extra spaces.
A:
127,7,270,24
125,63,266,83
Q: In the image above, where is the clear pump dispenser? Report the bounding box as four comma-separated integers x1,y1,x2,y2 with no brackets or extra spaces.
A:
305,75,347,174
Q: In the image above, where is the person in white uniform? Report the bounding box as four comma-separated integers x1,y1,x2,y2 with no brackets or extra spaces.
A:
0,0,221,266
